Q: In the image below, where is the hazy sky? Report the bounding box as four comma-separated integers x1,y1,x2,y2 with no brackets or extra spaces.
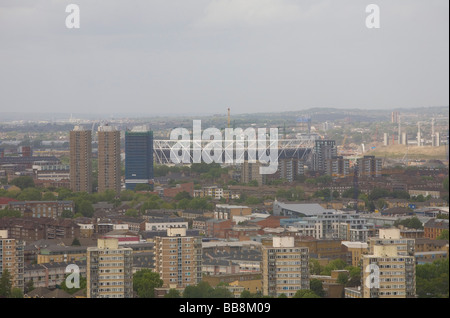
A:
0,0,448,116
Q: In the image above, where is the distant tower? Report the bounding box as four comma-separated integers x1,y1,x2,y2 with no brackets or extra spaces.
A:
70,126,92,193
383,133,389,146
125,126,153,190
98,125,121,194
296,116,312,134
391,111,399,124
434,132,441,147
401,132,408,145
417,122,422,147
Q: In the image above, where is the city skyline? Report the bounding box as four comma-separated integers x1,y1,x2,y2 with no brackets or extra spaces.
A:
0,0,448,115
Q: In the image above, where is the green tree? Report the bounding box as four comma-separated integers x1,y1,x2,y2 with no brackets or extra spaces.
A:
177,198,191,210
61,209,74,219
394,217,423,230
71,237,81,246
310,279,325,297
56,187,73,201
25,279,35,293
443,177,449,192
321,259,347,275
42,192,57,201
10,176,35,190
309,259,323,275
247,180,258,187
368,188,390,201
164,288,181,298
342,187,362,199
245,196,262,205
292,289,320,298
0,269,12,298
120,190,135,202
336,272,349,285
9,288,23,298
17,187,42,201
133,269,163,298
174,191,192,201
75,199,94,218
437,230,449,240
416,258,449,298
240,290,253,298
134,184,152,191
0,209,22,218
346,266,362,287
183,281,213,298
210,286,233,298
125,208,139,217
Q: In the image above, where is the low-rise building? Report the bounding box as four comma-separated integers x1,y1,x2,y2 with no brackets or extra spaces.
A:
424,219,449,239
24,260,87,290
9,200,74,219
37,245,87,264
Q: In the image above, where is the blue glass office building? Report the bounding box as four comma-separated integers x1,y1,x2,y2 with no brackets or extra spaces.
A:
125,130,153,190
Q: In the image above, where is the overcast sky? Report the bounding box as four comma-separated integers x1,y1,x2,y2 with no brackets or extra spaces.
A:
0,0,448,116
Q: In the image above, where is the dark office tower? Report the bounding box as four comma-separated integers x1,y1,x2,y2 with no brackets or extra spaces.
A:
312,140,337,172
98,125,121,195
70,126,92,193
125,126,153,190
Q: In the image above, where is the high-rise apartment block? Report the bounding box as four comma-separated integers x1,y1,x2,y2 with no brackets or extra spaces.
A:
241,160,266,185
357,155,382,178
98,125,121,194
278,158,305,182
70,126,92,193
325,156,350,179
87,238,133,298
154,228,202,289
261,237,309,297
125,126,154,190
362,229,416,298
391,111,399,124
0,230,24,292
312,140,337,172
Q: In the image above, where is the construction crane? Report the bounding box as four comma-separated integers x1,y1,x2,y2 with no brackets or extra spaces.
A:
338,135,348,155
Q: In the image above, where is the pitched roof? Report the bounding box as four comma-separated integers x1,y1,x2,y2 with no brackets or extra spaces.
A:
0,197,18,205
425,219,449,230
25,287,51,298
43,289,73,298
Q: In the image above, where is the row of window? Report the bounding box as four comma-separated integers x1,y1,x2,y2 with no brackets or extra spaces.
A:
99,256,124,261
169,278,192,282
276,280,302,285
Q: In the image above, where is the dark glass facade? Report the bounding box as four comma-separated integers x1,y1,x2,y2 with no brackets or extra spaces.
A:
125,131,153,190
